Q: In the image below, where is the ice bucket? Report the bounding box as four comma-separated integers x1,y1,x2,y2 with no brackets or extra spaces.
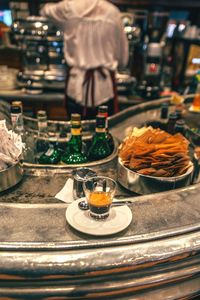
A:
0,161,23,192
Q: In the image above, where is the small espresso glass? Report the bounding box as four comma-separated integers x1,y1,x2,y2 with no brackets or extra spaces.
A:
83,176,116,220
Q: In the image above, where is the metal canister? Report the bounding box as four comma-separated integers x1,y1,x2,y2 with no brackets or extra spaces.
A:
72,168,97,200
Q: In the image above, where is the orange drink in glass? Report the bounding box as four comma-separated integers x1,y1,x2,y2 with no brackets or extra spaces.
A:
192,93,200,112
83,176,116,219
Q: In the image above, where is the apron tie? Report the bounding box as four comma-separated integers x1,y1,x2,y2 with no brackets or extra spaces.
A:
109,70,119,114
64,65,72,117
82,67,107,117
65,66,119,118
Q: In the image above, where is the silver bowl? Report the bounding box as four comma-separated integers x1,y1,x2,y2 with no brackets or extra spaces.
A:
117,158,194,194
0,161,23,193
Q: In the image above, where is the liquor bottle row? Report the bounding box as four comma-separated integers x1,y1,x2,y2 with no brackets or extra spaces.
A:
146,91,200,144
160,102,186,135
10,103,114,165
146,100,186,136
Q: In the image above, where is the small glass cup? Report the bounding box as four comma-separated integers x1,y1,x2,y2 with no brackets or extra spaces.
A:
83,176,116,220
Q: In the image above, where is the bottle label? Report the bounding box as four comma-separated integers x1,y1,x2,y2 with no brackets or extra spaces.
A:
11,113,24,132
99,113,108,129
96,128,106,133
71,128,81,135
45,145,54,157
11,113,19,126
38,121,48,130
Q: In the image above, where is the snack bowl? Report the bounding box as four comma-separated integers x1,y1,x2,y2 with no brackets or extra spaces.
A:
117,158,194,195
0,161,23,193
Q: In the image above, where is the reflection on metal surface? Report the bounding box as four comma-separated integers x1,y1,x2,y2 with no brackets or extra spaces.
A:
23,137,119,172
118,158,194,194
0,161,23,192
0,229,200,298
0,94,200,298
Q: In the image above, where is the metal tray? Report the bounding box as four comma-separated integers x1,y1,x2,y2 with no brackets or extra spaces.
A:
117,158,194,195
0,161,23,192
23,137,119,173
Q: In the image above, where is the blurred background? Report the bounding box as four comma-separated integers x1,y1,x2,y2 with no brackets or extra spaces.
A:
0,0,199,120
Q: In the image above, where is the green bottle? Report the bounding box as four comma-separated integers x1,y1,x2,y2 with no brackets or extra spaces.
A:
98,105,114,151
38,133,62,164
36,110,49,153
61,114,87,164
88,115,112,161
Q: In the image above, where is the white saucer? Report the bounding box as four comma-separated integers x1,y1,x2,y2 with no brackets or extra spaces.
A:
66,199,132,236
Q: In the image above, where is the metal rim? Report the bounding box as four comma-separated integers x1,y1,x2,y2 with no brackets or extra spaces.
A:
118,158,194,180
0,160,21,174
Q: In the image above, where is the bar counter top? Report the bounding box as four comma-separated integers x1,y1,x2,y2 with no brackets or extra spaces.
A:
0,88,65,103
0,97,200,299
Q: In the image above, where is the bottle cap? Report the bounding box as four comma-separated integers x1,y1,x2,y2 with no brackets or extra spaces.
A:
37,110,47,121
12,101,23,109
175,120,185,126
11,105,21,114
98,106,108,113
168,112,177,120
175,108,182,118
71,114,81,122
37,110,47,116
174,120,185,134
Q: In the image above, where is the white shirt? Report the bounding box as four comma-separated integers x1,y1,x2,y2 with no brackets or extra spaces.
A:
40,0,128,106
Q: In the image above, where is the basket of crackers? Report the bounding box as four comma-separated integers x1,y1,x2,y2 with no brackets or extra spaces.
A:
117,126,194,194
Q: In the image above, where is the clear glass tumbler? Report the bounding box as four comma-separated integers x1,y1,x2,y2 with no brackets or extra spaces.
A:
83,176,116,220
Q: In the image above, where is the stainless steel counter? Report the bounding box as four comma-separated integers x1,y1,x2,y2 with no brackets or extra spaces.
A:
0,97,200,299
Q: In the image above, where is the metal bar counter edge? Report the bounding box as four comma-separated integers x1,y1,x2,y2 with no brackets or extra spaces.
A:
0,96,200,299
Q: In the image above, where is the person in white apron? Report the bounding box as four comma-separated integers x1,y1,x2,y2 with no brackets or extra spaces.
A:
40,0,128,119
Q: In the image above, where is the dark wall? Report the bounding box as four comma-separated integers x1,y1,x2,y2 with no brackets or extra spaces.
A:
1,0,200,21
1,0,200,10
0,0,9,10
112,0,200,8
